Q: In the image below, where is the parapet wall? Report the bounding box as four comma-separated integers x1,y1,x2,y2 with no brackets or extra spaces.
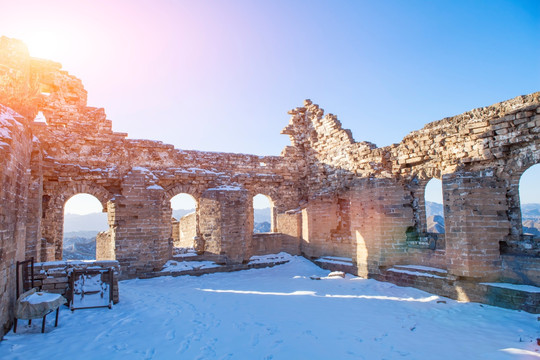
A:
1,36,539,336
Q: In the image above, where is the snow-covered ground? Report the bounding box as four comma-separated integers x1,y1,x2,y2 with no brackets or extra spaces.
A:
1,255,539,359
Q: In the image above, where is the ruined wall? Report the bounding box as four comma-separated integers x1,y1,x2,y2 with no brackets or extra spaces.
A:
0,37,303,274
1,35,539,332
283,95,540,282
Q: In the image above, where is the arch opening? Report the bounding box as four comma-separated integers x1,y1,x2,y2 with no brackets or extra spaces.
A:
63,193,108,260
519,164,540,239
253,194,275,233
424,178,444,234
170,193,198,251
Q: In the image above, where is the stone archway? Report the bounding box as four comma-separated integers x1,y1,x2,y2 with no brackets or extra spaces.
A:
41,182,114,261
501,148,540,245
163,184,203,250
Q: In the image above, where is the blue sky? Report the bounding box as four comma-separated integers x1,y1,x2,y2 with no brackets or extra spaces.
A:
1,0,538,211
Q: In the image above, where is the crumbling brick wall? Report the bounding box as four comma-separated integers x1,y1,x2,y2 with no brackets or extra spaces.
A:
282,95,540,281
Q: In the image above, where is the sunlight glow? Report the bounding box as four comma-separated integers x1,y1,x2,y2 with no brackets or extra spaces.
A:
17,28,77,61
425,178,443,204
520,164,540,204
170,193,196,210
64,193,103,215
253,194,272,209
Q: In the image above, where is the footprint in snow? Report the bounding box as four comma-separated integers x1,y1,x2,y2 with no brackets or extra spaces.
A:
251,333,260,346
166,330,176,341
113,343,128,351
144,347,155,360
176,338,191,354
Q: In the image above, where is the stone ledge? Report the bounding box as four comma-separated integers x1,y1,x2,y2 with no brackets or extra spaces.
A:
378,267,540,314
140,259,290,279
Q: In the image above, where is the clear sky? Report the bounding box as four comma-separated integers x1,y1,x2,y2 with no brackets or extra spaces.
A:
1,0,538,212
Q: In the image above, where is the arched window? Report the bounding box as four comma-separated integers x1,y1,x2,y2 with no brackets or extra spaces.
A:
170,193,197,249
63,193,107,260
253,194,274,233
424,178,444,233
519,164,540,238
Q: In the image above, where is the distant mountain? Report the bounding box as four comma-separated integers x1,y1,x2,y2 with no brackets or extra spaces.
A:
64,230,100,239
254,221,271,233
522,203,540,219
63,235,96,260
172,209,195,220
427,215,445,233
425,202,540,236
254,208,271,223
64,213,108,232
523,220,540,237
426,201,443,218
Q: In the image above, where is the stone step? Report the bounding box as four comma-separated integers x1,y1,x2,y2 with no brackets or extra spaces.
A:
313,256,356,274
172,252,201,262
143,256,291,279
388,265,448,278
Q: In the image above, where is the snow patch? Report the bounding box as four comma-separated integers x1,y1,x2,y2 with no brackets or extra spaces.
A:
24,292,62,305
2,256,537,359
207,185,243,191
161,260,220,272
146,184,164,190
0,127,12,138
249,252,292,264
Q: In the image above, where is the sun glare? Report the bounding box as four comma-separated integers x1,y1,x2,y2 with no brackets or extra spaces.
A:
20,30,71,60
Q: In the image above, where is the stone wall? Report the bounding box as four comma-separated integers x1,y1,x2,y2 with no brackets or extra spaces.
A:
252,233,300,256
